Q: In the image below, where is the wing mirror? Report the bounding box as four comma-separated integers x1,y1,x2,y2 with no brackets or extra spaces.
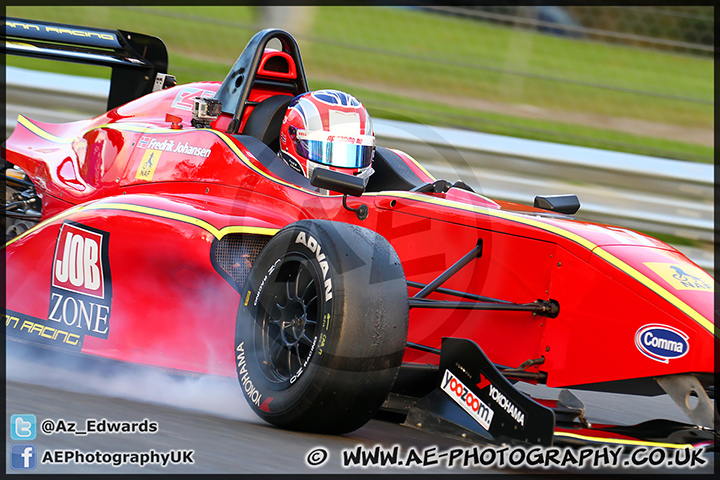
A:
310,168,368,220
533,194,580,215
310,168,365,197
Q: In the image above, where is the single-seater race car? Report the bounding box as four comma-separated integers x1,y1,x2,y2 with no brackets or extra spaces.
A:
4,18,716,449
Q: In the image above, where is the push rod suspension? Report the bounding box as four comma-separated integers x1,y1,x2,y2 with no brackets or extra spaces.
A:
404,343,547,381
407,280,512,304
413,238,483,299
408,298,558,316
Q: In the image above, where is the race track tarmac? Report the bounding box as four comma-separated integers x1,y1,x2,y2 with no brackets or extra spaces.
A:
5,342,714,475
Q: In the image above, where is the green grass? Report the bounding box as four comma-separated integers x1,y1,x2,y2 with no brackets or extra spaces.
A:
6,6,713,163
319,80,714,163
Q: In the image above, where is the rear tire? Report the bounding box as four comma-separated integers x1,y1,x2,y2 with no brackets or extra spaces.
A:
235,219,408,433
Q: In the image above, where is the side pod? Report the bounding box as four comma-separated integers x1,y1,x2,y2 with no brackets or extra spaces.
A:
403,338,556,446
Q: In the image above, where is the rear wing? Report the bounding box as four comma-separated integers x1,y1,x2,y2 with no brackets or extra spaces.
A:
3,17,175,110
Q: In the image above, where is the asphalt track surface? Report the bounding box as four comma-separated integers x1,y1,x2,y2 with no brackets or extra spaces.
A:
5,341,715,475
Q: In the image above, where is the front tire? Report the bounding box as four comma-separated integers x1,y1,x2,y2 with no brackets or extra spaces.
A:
235,220,408,434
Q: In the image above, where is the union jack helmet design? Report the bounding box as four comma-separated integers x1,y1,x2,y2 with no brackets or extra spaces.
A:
279,89,375,182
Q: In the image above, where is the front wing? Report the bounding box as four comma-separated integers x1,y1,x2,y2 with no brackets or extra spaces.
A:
403,338,714,449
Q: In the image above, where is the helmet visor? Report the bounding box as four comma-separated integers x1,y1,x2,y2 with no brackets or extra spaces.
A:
297,139,374,169
295,129,375,169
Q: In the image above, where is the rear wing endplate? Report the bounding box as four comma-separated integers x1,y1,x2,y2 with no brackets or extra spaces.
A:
3,17,173,110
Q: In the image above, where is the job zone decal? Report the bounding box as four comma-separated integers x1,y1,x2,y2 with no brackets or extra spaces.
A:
48,222,113,340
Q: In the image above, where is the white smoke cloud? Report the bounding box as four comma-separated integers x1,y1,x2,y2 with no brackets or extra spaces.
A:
5,341,262,423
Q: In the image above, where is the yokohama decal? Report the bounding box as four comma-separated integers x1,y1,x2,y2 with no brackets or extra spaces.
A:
236,342,263,407
478,375,526,427
48,222,113,340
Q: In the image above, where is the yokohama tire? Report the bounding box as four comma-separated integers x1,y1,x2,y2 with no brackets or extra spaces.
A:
235,219,409,434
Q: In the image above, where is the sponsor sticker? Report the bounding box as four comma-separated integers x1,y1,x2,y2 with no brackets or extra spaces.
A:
48,222,113,340
440,370,494,430
136,149,161,181
6,311,83,350
635,324,689,363
136,136,211,159
171,87,216,111
52,223,106,298
644,262,713,292
6,19,118,46
478,374,526,427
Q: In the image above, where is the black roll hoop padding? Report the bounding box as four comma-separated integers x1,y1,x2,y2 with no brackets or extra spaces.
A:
214,29,310,134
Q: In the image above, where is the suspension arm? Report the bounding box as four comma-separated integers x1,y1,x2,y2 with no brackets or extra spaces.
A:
409,298,559,317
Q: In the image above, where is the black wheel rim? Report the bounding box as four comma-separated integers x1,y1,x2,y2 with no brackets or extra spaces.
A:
256,256,320,385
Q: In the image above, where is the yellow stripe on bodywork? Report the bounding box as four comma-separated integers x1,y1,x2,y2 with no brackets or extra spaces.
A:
17,115,73,144
389,148,436,181
5,203,87,247
593,248,713,335
382,191,598,251
5,201,277,248
554,431,700,449
88,202,278,239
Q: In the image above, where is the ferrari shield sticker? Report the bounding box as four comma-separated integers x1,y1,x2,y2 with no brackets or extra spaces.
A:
644,262,713,292
48,222,113,340
136,149,162,181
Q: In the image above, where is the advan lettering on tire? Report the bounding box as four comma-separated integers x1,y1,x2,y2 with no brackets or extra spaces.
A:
294,231,332,301
234,219,408,434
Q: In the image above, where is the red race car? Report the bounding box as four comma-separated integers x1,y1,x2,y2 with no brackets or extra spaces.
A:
4,18,716,449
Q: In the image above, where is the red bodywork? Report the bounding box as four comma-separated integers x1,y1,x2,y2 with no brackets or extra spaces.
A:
5,53,715,402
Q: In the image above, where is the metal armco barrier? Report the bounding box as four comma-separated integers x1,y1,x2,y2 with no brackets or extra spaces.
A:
5,67,714,274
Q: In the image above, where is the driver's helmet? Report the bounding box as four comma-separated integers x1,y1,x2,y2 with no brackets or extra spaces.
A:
279,90,375,181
